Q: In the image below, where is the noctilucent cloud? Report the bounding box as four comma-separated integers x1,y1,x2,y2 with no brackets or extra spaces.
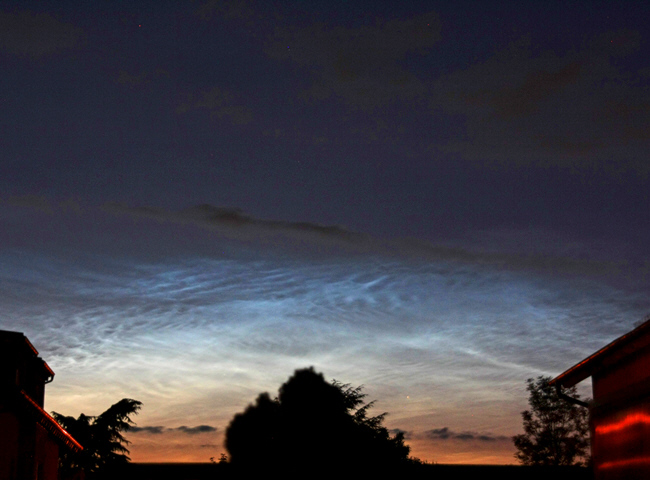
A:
1,0,648,464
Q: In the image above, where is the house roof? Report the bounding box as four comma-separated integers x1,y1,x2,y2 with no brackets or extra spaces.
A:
0,329,39,355
17,389,83,452
550,318,650,389
0,329,54,381
0,330,82,452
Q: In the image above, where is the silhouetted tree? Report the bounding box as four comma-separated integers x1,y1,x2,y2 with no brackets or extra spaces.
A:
53,398,142,479
513,376,589,466
225,391,281,467
225,367,411,473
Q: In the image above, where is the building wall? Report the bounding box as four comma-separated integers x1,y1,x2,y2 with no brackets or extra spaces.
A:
35,422,61,480
592,347,650,401
591,347,650,480
0,411,20,480
1,332,74,480
0,410,62,480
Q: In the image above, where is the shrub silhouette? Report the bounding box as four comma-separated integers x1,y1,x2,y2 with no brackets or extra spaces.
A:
53,398,142,479
225,367,410,473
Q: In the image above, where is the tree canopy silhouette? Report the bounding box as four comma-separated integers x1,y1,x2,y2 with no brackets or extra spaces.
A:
53,398,142,479
513,376,589,466
225,367,411,473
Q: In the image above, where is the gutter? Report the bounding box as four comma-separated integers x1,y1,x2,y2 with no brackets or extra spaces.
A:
555,384,589,408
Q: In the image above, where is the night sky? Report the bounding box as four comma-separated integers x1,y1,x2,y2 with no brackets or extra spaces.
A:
1,0,649,464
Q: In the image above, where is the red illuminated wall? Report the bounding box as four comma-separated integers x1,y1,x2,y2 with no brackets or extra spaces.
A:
591,347,650,480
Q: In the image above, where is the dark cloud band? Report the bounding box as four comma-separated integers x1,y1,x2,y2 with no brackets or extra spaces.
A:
425,427,509,442
131,425,217,435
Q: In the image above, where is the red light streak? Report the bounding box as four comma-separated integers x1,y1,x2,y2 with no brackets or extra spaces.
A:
599,457,650,469
595,413,650,435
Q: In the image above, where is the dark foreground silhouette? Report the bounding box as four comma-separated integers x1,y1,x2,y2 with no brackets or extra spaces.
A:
514,376,589,466
116,462,593,480
224,367,412,475
53,398,142,479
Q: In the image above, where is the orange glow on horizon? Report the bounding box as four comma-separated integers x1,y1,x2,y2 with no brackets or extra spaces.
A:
595,413,650,435
128,435,516,465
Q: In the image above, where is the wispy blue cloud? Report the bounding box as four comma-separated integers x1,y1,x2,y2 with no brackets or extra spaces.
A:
1,201,647,463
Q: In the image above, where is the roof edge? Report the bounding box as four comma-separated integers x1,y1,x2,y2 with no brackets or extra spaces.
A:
19,390,83,452
550,317,650,389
